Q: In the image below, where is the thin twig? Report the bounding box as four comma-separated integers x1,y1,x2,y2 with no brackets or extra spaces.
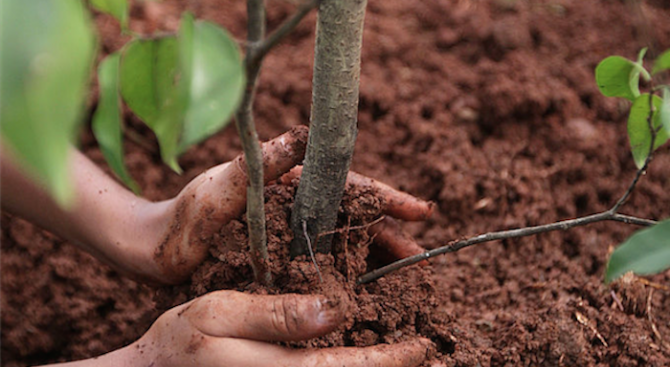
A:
358,88,662,284
236,0,318,285
303,220,323,282
358,212,656,284
251,0,319,65
236,0,270,285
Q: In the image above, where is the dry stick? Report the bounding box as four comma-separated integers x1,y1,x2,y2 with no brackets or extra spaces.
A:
235,0,318,285
359,91,662,284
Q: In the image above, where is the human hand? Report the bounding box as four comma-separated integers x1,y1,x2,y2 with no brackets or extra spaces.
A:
122,291,431,367
139,126,433,285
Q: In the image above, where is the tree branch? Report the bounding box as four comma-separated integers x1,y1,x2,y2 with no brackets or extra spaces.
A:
234,0,319,285
235,0,268,285
359,89,662,284
358,211,657,284
251,0,319,66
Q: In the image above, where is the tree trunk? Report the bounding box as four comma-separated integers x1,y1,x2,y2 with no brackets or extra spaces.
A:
290,0,367,257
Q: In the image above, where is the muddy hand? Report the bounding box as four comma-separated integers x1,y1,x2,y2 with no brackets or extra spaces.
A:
150,126,309,284
280,167,434,263
130,291,431,367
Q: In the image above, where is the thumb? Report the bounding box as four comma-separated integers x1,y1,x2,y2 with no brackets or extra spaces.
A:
186,291,345,342
155,127,308,284
189,125,309,226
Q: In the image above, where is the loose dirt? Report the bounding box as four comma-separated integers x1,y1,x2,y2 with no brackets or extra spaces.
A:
3,0,670,366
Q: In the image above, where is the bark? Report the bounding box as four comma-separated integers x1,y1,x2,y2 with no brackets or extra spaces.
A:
235,0,270,285
290,0,367,257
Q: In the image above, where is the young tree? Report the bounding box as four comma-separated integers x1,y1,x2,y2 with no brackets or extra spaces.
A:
290,0,368,258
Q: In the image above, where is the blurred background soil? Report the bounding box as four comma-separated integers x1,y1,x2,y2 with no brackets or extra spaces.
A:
3,0,670,365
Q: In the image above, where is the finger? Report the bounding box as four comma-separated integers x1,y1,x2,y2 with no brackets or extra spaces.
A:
193,125,309,225
295,339,431,367
344,171,435,221
197,337,431,367
278,167,435,221
185,291,345,342
155,127,308,284
369,217,429,266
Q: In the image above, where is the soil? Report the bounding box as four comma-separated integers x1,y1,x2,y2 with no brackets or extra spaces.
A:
3,0,670,366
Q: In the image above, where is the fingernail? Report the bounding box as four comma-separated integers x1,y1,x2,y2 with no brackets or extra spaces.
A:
315,297,340,326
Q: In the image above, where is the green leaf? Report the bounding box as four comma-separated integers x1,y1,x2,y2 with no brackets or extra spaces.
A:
0,0,96,207
119,36,179,125
596,56,641,102
627,93,669,168
178,20,245,152
119,36,184,172
652,49,670,75
92,54,140,193
89,0,128,30
605,220,670,283
660,88,670,135
119,14,244,172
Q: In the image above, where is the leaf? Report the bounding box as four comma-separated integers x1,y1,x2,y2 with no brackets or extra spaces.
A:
652,49,670,74
595,56,641,102
89,0,128,30
119,14,244,172
119,37,179,125
627,93,669,168
92,54,140,193
0,0,96,206
178,20,245,152
605,220,670,283
119,36,184,172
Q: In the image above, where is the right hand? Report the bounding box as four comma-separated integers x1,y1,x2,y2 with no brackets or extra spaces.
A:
129,290,431,367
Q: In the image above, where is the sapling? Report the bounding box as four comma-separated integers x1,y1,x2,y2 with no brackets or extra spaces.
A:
289,0,368,259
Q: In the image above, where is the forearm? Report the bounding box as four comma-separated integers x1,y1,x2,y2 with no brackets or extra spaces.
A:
1,147,169,281
38,341,145,367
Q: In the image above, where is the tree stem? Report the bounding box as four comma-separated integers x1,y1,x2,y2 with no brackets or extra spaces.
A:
234,0,269,285
290,0,368,257
235,0,319,284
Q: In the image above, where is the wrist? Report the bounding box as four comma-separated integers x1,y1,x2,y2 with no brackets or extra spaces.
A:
111,198,176,284
42,338,152,367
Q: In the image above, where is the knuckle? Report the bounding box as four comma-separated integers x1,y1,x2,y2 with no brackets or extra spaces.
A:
271,295,301,336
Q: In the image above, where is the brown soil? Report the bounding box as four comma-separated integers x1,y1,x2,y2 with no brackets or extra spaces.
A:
3,0,670,366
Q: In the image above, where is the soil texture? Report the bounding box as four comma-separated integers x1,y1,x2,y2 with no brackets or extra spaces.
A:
3,0,670,366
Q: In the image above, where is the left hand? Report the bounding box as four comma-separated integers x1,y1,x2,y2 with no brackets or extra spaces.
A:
140,126,434,285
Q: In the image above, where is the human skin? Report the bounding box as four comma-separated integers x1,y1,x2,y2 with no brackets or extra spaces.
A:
42,291,431,367
1,126,433,284
1,126,434,366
